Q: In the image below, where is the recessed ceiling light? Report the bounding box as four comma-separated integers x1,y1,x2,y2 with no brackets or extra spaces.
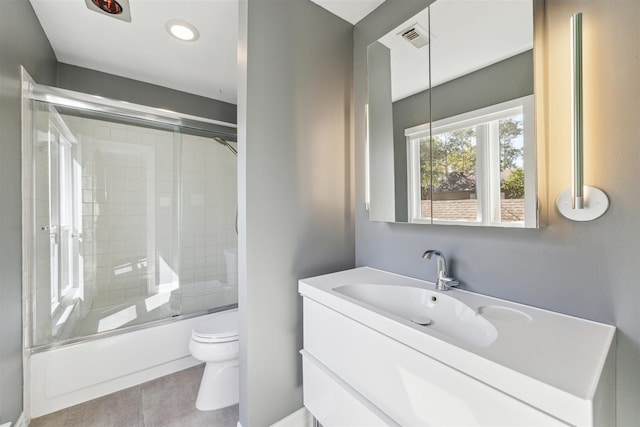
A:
166,20,200,42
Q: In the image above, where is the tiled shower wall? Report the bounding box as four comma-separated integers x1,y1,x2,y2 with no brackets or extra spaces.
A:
181,133,237,287
62,115,237,310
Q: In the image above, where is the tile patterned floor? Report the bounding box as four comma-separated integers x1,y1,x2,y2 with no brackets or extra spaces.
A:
30,364,238,427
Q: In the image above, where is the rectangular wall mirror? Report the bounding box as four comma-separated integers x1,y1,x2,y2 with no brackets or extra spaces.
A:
367,0,542,228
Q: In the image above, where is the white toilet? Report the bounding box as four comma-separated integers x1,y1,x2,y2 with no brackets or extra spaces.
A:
189,309,239,411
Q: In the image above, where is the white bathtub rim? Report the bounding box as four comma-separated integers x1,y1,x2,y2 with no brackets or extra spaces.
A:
29,304,237,354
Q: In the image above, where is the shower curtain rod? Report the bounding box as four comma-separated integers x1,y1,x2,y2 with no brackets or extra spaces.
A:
25,82,237,140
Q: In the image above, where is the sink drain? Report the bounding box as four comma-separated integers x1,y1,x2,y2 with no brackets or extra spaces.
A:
411,316,432,326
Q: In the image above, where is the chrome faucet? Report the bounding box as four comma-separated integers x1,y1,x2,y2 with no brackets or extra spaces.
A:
422,250,460,291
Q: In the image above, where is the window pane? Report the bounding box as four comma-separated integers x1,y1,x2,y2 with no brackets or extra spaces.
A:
429,126,478,222
499,115,525,223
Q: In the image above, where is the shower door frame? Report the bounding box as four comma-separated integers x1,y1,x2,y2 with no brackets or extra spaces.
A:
25,82,238,138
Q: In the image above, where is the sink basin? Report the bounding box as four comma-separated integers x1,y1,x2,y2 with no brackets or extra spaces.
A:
333,283,498,347
300,267,616,426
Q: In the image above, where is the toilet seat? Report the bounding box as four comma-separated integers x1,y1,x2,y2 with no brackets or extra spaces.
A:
191,310,238,344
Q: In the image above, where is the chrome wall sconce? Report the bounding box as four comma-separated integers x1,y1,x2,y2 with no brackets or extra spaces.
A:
556,12,609,221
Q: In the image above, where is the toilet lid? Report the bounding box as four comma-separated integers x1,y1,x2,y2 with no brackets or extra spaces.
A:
192,309,238,343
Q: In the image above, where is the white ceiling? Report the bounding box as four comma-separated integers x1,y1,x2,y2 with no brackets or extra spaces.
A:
29,0,239,104
28,0,531,106
310,0,385,25
28,0,382,107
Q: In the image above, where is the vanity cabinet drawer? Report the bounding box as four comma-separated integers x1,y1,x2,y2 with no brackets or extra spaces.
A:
303,298,567,426
302,351,397,426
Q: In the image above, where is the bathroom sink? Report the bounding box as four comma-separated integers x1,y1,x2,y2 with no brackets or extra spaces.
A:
300,267,616,426
333,283,497,347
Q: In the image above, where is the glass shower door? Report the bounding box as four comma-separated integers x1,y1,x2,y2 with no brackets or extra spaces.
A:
28,93,237,349
31,103,186,346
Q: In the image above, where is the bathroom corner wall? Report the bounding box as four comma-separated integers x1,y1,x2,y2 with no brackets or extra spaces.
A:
238,0,354,425
354,1,640,425
0,0,57,424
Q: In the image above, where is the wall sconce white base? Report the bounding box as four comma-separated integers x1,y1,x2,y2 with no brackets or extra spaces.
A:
556,186,609,221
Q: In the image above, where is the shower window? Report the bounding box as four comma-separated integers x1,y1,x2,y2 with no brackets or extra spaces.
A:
28,96,238,348
46,109,82,321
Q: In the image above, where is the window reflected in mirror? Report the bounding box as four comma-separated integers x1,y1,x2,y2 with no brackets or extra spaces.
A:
406,96,534,226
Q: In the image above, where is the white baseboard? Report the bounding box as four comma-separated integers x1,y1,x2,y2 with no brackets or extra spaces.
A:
235,407,314,427
270,407,314,427
10,411,27,427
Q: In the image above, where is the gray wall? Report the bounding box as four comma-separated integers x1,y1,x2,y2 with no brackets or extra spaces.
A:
57,63,237,125
392,51,534,221
0,0,57,424
238,0,354,425
355,1,640,426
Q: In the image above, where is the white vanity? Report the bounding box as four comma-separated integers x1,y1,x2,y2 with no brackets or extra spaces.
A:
299,267,615,426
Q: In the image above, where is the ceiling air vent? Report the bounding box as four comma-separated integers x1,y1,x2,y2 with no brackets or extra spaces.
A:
399,24,429,49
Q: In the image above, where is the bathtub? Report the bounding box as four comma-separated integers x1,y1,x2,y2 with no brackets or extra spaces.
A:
29,307,236,418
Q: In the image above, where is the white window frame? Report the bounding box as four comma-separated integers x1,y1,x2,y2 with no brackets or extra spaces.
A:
47,108,83,328
405,95,535,227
